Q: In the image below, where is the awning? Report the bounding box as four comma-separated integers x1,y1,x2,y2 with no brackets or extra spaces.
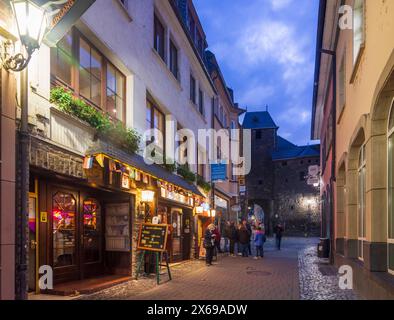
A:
86,140,204,198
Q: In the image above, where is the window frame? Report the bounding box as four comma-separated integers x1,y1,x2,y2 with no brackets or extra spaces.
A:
154,13,166,62
50,27,126,123
338,50,346,118
169,38,179,80
198,88,204,115
358,143,367,261
353,0,365,65
146,98,166,160
387,102,394,274
190,74,196,104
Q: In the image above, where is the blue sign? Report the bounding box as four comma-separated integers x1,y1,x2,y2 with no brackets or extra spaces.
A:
211,163,227,182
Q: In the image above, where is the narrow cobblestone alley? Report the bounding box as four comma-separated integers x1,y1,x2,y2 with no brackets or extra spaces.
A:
78,238,360,300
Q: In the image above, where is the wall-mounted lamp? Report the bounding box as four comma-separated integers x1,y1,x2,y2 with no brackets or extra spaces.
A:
1,0,47,72
210,209,216,218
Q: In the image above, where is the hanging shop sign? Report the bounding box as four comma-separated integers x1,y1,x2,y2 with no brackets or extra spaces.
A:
137,223,168,252
160,187,193,206
36,0,96,46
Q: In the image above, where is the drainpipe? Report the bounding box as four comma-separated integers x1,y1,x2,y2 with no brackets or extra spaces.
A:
16,62,29,300
321,49,337,264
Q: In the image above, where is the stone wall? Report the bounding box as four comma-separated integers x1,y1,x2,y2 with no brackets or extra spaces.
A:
273,157,321,236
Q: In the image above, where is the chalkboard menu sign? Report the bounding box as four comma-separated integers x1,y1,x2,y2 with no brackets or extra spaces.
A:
137,223,168,252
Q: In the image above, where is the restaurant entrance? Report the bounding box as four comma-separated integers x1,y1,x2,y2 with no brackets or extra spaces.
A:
49,185,105,283
35,176,134,287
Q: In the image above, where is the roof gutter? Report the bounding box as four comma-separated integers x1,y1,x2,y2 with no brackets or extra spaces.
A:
311,0,328,140
168,0,217,95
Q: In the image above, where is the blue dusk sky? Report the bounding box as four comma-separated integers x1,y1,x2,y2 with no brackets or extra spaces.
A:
194,0,320,146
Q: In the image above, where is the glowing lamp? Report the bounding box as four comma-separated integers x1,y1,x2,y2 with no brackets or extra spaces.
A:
195,206,204,214
12,0,47,51
141,190,155,203
210,210,216,218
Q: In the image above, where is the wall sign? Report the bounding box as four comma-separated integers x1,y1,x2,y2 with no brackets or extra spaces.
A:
211,163,227,182
35,0,96,47
137,223,168,252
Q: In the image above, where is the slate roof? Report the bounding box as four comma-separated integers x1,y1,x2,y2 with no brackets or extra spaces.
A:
272,136,320,161
86,140,204,197
242,112,278,129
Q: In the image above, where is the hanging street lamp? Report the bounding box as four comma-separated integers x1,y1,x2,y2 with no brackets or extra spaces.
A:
0,0,47,71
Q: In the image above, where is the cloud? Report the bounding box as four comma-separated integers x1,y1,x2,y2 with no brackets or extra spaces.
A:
239,84,275,106
270,0,293,11
278,106,311,125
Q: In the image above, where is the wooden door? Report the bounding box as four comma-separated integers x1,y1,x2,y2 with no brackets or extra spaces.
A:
50,187,80,283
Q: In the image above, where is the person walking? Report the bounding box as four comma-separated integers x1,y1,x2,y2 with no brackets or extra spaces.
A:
223,221,232,253
274,223,284,250
212,225,222,254
204,224,216,266
254,227,266,259
238,222,251,257
246,221,253,255
228,221,238,256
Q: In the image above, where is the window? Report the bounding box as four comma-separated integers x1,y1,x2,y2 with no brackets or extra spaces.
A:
198,89,204,115
169,40,178,79
79,37,102,106
188,9,195,41
196,31,203,56
154,14,165,61
53,192,76,268
358,143,366,260
51,30,72,85
338,51,346,114
190,74,196,104
256,130,262,140
388,104,394,272
146,100,165,160
106,64,125,120
282,161,288,167
51,29,126,122
219,105,223,123
353,0,365,64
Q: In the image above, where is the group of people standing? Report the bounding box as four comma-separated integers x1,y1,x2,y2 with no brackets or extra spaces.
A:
203,220,284,266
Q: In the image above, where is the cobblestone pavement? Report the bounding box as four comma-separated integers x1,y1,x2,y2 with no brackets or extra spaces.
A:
298,245,361,300
79,237,361,300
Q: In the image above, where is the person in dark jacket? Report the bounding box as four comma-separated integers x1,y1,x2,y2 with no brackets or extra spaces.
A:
223,221,232,253
204,224,216,266
228,221,238,256
274,223,284,250
238,223,251,257
246,221,253,255
212,226,222,253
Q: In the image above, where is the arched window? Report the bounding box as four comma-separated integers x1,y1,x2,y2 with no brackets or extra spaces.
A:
358,144,366,260
388,103,394,273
